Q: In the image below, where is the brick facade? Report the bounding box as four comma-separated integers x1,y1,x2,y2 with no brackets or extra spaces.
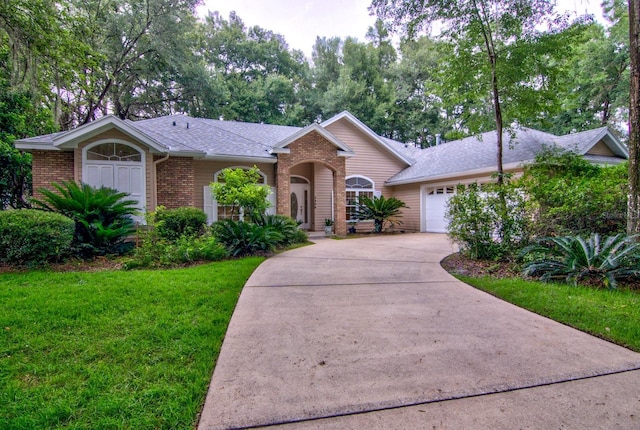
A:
30,150,75,199
155,156,195,208
276,131,347,236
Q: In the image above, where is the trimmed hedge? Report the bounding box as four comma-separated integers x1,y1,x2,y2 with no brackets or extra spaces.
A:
155,206,207,241
0,209,75,265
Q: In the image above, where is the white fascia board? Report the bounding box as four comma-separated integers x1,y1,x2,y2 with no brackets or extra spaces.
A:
204,154,278,164
386,161,524,186
14,141,62,151
337,150,355,158
53,115,168,153
270,148,291,154
321,110,415,165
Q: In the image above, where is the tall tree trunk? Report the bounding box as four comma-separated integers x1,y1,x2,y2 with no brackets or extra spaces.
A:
492,65,504,185
629,0,640,235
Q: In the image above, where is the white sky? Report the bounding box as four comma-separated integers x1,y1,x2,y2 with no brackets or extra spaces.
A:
196,0,606,58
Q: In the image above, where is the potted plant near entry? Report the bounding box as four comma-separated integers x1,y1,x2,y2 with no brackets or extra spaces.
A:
324,218,334,235
348,221,357,234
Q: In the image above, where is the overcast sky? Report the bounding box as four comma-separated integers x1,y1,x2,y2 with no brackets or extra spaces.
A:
196,0,606,58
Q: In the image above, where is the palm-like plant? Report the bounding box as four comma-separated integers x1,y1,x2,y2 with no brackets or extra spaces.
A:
355,195,408,233
33,181,138,256
522,233,640,289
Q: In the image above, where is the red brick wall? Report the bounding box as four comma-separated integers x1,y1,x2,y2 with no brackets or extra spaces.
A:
31,150,75,199
276,131,347,235
155,156,195,208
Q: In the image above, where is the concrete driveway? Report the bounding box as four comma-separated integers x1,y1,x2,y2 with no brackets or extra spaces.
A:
198,234,640,429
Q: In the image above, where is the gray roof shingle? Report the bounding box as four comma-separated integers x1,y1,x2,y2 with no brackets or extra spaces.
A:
386,126,619,184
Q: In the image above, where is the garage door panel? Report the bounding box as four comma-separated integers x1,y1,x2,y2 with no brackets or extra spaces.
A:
424,187,455,233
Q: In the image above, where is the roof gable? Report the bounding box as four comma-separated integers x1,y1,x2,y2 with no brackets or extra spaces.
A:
53,115,168,153
321,111,415,165
270,123,354,156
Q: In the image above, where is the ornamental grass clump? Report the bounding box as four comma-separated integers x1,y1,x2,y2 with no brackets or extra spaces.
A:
521,233,640,289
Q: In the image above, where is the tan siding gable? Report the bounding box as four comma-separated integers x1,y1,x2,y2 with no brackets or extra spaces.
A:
587,140,615,156
326,119,407,196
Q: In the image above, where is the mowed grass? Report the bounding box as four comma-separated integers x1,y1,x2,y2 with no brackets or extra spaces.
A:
459,276,640,352
0,257,264,430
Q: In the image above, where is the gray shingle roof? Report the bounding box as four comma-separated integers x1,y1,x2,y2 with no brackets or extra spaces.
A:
386,126,620,185
127,115,302,159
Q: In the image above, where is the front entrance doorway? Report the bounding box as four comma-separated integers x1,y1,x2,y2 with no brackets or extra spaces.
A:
290,176,310,229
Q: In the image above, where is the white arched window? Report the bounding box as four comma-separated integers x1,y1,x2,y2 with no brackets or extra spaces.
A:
203,167,274,224
346,175,375,221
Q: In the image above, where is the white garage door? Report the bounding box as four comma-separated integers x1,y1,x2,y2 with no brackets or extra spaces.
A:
424,186,455,233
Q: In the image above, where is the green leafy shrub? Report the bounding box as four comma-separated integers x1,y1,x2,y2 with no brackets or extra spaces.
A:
210,167,271,222
355,195,408,233
519,149,627,236
0,209,74,265
154,206,207,241
521,233,640,289
124,232,228,269
212,219,283,257
446,181,529,260
254,214,308,246
33,181,138,256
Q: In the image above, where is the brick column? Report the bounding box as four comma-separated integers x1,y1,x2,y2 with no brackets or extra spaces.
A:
156,157,195,208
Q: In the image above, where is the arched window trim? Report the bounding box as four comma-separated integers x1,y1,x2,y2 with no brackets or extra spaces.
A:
83,139,144,163
346,175,376,222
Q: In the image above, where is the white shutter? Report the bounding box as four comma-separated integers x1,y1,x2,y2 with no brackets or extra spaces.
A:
203,186,217,225
266,186,277,215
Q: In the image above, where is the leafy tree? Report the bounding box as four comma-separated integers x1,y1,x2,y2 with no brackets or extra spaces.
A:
355,195,407,233
371,0,588,184
210,167,271,221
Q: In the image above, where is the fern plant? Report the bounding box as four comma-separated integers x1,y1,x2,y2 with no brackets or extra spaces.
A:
212,219,283,257
521,233,640,289
33,181,138,256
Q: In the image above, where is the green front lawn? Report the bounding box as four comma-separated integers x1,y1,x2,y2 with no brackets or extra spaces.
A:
459,276,640,352
0,258,264,429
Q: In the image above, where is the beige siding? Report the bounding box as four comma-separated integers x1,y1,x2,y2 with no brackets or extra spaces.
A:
391,184,422,232
290,163,312,179
326,119,408,197
587,140,615,156
313,163,334,230
193,160,276,212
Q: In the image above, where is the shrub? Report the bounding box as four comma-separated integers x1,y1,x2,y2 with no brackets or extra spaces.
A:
519,149,627,236
446,181,529,260
254,214,308,246
212,219,283,257
0,209,74,265
33,181,138,256
154,206,207,241
355,195,408,233
521,233,640,289
124,232,228,269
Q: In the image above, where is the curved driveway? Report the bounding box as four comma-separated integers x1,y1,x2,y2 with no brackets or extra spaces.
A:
199,234,640,429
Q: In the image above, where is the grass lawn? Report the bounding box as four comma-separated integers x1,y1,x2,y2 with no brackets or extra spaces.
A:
0,257,264,430
459,276,640,352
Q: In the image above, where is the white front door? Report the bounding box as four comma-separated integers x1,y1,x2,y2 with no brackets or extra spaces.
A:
290,183,310,229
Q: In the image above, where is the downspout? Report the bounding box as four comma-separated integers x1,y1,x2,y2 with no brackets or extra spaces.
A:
152,153,170,210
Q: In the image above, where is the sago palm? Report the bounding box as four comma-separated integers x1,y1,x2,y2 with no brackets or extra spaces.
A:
355,195,408,233
522,233,640,289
